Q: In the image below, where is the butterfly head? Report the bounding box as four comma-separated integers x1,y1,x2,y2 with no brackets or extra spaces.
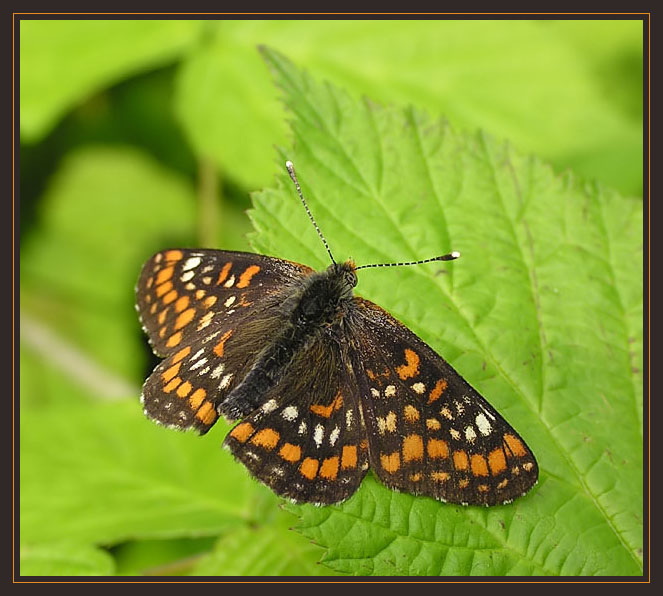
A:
328,260,358,291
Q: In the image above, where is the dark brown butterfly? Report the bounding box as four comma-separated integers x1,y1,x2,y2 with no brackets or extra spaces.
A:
136,161,538,506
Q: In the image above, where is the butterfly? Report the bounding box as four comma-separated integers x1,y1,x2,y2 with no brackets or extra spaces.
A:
136,161,538,506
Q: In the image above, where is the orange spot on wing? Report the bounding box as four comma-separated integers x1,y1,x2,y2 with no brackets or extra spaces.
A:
395,349,420,380
164,250,183,261
453,450,469,470
341,445,357,469
279,443,302,462
216,262,232,285
380,451,401,473
175,295,190,313
299,458,319,480
366,369,376,380
360,439,368,450
156,266,174,285
158,308,169,325
237,265,260,288
189,388,207,409
230,422,254,443
320,456,340,480
426,418,441,430
504,434,527,457
161,362,182,383
488,447,507,474
172,346,191,363
250,428,280,450
309,391,343,417
458,477,470,488
163,290,178,305
159,326,167,338
478,484,489,492
427,439,449,459
471,454,489,477
166,331,182,347
402,434,424,462
176,381,192,398
213,330,234,357
196,401,216,425
427,378,448,404
410,473,422,482
156,281,173,297
150,303,158,314
163,377,181,393
203,295,217,308
195,289,206,300
174,308,195,331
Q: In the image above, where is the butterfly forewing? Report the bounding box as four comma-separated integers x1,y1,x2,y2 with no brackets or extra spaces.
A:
224,334,370,504
137,249,312,433
350,297,538,506
136,249,312,356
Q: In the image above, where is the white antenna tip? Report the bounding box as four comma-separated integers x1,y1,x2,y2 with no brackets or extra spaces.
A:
451,251,461,259
285,160,293,169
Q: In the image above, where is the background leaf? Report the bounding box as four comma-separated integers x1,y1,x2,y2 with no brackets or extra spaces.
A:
21,146,197,382
20,542,115,577
249,47,643,576
174,20,642,195
20,20,203,141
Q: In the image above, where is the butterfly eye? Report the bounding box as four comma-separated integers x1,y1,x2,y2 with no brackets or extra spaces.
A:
344,270,358,288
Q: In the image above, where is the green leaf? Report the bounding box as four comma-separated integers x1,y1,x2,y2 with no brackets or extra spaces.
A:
174,20,642,194
20,542,115,576
21,146,197,384
190,506,339,576
20,20,203,141
250,48,643,576
20,398,257,545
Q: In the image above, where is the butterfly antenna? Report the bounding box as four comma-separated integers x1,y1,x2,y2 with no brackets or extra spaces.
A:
355,251,461,271
286,161,336,265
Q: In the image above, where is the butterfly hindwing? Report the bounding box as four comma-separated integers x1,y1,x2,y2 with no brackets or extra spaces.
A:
349,297,538,506
136,249,313,356
223,333,370,504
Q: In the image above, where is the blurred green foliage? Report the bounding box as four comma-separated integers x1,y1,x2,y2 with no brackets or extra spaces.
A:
19,19,643,577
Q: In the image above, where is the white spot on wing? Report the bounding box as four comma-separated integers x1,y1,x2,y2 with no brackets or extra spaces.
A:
313,424,324,447
223,275,236,288
475,413,492,435
370,388,380,398
224,296,236,307
329,426,340,446
220,373,233,389
282,406,298,421
465,426,477,443
262,399,277,414
190,348,204,362
183,257,202,271
298,421,307,435
384,385,396,397
412,382,425,394
190,357,208,370
180,270,194,282
345,409,353,429
450,428,461,440
210,363,225,379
